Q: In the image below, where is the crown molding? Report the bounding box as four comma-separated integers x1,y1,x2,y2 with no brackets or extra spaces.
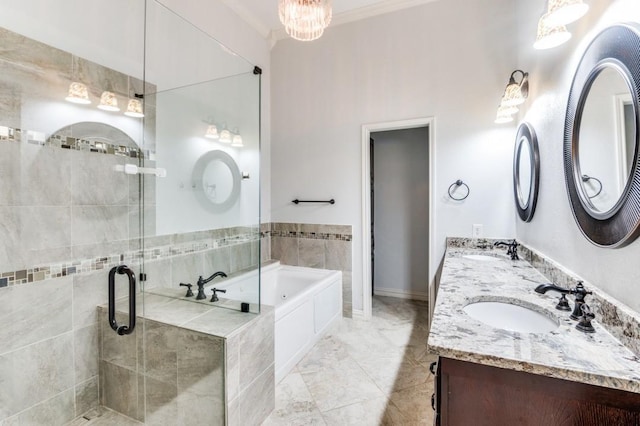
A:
271,0,440,43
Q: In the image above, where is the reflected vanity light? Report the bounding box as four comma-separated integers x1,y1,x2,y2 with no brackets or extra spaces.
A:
544,0,589,27
219,127,232,144
231,129,243,147
65,82,91,104
124,98,144,118
205,124,219,140
534,13,571,50
97,91,120,111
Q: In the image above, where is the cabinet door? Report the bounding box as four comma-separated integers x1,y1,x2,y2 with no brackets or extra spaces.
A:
439,357,640,426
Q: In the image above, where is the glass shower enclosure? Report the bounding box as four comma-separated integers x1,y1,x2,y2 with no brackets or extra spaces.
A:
0,0,261,424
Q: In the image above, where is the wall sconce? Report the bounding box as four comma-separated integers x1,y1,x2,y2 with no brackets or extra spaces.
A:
494,104,518,124
495,70,528,124
205,124,219,139
65,55,91,105
97,91,120,112
124,98,144,118
231,128,243,147
545,0,589,27
65,82,91,104
534,13,571,50
219,126,232,143
533,0,587,50
501,70,529,107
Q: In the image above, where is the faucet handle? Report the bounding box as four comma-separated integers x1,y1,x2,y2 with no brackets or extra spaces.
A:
576,304,596,333
572,281,592,301
179,283,194,297
210,288,227,302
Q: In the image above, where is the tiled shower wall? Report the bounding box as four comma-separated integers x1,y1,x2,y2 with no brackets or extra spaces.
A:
0,28,260,425
267,222,353,317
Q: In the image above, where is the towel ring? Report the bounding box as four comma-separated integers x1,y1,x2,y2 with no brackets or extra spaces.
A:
448,180,470,201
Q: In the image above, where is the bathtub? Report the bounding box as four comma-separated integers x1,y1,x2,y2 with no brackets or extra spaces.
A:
213,261,343,383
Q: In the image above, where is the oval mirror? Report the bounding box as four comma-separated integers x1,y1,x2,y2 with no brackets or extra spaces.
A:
564,23,640,247
192,150,241,213
513,122,540,222
577,65,635,214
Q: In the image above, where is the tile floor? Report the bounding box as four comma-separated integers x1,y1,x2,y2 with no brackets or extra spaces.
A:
262,296,436,425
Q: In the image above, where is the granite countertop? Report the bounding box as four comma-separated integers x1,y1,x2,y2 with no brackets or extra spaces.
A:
427,246,640,394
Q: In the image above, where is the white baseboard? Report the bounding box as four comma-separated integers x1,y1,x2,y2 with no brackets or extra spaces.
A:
374,287,429,301
351,309,367,320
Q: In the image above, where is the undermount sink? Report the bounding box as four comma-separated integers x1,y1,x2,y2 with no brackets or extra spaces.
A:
462,254,500,262
463,300,559,333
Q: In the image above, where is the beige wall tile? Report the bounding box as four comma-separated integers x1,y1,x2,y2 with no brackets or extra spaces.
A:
75,376,99,418
2,388,75,426
74,324,99,383
298,239,325,269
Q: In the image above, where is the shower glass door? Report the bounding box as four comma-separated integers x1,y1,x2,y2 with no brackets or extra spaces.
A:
0,1,149,424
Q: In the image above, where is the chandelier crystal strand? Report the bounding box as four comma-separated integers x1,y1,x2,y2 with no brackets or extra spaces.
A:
279,0,332,41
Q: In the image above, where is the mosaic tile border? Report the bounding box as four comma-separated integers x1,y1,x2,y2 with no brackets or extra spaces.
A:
0,125,148,159
0,231,260,288
269,230,352,241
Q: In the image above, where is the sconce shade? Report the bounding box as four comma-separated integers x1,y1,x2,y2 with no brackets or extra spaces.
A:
534,14,571,50
279,0,332,41
205,125,219,139
545,0,589,27
495,104,516,124
499,102,519,116
231,133,244,147
124,99,144,118
65,82,91,104
97,91,120,111
219,128,232,143
501,70,529,107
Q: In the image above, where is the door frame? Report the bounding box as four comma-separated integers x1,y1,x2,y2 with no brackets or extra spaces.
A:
360,117,436,320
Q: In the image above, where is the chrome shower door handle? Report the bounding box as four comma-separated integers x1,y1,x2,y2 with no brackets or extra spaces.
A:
108,265,137,335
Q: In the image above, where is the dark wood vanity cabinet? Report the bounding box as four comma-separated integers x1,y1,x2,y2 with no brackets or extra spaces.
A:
434,357,640,426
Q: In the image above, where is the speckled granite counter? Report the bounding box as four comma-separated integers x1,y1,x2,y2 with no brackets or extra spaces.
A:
427,239,640,394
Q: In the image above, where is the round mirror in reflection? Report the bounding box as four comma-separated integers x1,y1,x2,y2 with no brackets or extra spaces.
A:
564,23,640,247
513,122,540,222
577,65,635,213
192,150,241,212
202,159,234,203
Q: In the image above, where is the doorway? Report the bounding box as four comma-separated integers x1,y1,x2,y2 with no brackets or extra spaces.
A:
361,117,435,320
370,127,429,300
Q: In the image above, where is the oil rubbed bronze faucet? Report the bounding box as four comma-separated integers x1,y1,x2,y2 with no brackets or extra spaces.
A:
494,239,519,260
535,281,595,332
195,271,227,300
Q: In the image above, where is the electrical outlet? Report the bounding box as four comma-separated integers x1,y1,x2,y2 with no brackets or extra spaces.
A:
472,224,483,238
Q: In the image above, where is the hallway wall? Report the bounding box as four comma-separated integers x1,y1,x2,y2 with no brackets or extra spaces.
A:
372,127,429,300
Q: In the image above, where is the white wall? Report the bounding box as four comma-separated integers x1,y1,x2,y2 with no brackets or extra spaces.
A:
372,127,429,299
271,0,518,314
515,0,640,312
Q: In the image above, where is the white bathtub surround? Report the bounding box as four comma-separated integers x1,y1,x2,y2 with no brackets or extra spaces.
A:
428,239,640,394
262,296,435,425
257,262,343,383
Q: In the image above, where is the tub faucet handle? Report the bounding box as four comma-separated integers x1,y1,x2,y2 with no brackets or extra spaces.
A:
210,288,227,302
179,283,194,297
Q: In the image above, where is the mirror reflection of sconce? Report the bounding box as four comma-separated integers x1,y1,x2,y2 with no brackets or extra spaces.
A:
231,128,243,148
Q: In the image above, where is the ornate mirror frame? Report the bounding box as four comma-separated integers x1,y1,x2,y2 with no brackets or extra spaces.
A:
514,122,540,222
564,23,640,248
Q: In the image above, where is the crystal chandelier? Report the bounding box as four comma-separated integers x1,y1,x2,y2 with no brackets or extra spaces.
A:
279,0,332,42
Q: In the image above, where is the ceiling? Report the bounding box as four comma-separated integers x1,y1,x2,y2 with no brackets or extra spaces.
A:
221,0,439,41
